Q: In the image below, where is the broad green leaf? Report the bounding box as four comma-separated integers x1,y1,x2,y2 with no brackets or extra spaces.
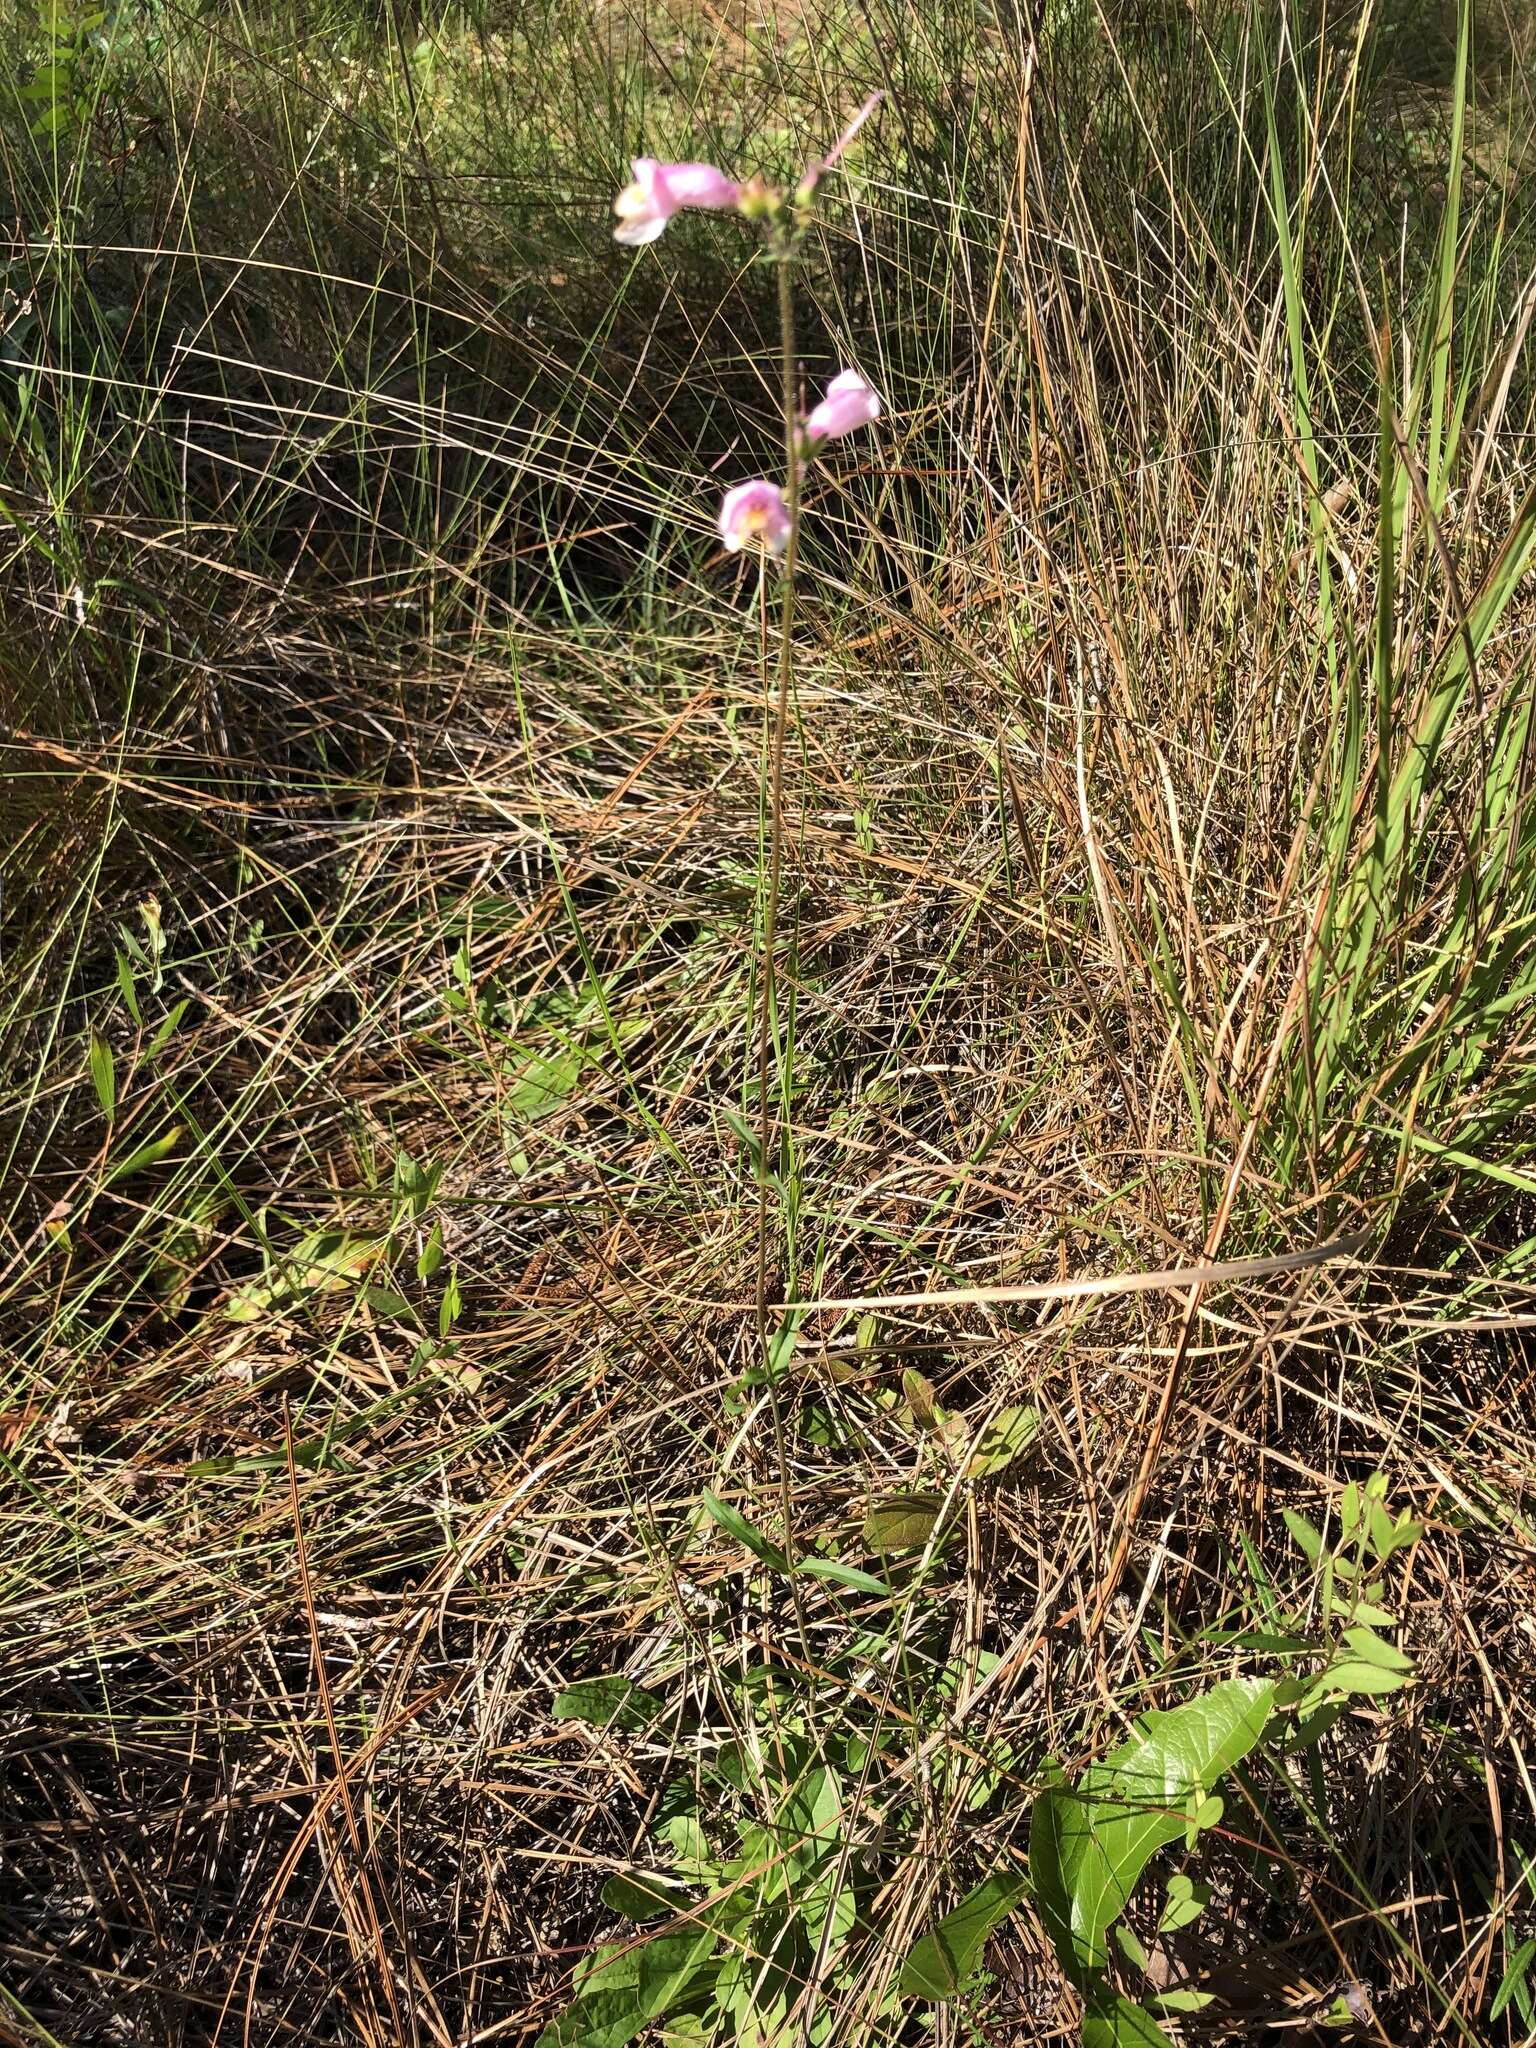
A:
897,1872,1028,2000
776,1765,842,1882
657,1812,712,1880
799,1405,837,1445
22,62,70,94
902,1368,938,1428
1282,1509,1323,1562
1081,1990,1176,2047
360,1284,412,1318
656,2017,715,2048
963,1403,1039,1478
553,1677,666,1733
1184,1792,1223,1850
1030,1677,1276,1978
1340,1626,1413,1672
765,1315,801,1382
394,1150,442,1217
225,1230,386,1324
729,1821,789,1902
700,1489,791,1574
1350,1600,1399,1629
804,1858,857,1949
729,1897,803,2017
1157,1874,1209,1934
535,1926,717,2048
1150,1988,1216,2013
712,1948,749,2027
1299,1659,1407,1710
1282,1701,1348,1752
292,1229,384,1291
601,1872,694,1921
1113,1922,1150,1972
863,1492,944,1552
506,1042,585,1120
1209,1630,1311,1655
1391,1514,1426,1554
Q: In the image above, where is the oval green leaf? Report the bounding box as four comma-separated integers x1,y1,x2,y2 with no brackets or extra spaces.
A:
898,1872,1028,2000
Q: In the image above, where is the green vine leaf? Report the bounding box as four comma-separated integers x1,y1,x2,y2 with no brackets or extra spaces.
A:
1081,1991,1176,2047
863,1492,944,1552
534,1926,716,2048
897,1872,1028,2000
962,1403,1039,1478
1029,1676,1276,1979
553,1677,666,1734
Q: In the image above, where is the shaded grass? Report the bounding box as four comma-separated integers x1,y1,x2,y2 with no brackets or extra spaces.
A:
4,0,1536,2044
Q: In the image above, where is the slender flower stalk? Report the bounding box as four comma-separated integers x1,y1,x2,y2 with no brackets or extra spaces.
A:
794,89,883,206
753,248,805,1356
609,97,885,1451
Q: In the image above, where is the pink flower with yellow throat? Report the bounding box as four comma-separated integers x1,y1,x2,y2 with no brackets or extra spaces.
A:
718,480,791,556
613,159,740,245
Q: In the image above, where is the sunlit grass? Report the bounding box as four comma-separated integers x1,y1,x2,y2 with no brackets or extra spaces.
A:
3,0,1536,2042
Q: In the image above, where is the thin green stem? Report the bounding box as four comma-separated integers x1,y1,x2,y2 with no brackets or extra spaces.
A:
754,233,805,1582
755,246,803,1339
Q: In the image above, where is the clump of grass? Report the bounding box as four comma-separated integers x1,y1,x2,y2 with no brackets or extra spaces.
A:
4,0,1536,2043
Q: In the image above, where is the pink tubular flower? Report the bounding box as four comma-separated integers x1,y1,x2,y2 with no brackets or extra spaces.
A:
803,368,882,445
718,479,792,555
613,159,741,245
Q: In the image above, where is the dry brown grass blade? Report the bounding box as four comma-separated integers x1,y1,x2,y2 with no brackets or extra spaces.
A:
281,1402,413,2048
772,1230,1369,1316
